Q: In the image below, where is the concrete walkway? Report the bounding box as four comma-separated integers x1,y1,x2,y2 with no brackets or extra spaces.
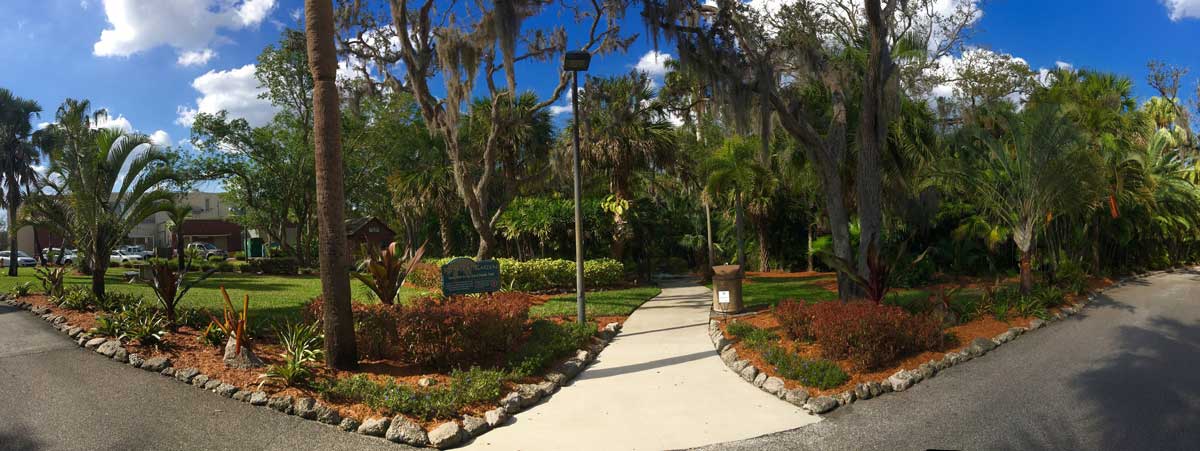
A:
464,278,819,451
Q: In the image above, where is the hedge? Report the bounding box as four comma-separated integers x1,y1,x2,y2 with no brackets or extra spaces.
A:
428,257,625,292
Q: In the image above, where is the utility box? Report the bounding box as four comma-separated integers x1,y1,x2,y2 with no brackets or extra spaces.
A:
711,265,744,314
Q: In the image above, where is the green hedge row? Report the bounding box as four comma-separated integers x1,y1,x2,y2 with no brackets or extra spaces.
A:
431,257,625,292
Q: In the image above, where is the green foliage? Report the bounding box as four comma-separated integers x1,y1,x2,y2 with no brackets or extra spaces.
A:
353,242,425,305
433,257,625,292
198,322,227,348
142,262,217,324
54,286,97,310
760,345,849,390
96,291,145,313
244,257,299,275
34,266,68,298
8,281,34,297
260,321,323,387
725,322,778,349
317,367,506,420
93,301,165,345
507,320,595,378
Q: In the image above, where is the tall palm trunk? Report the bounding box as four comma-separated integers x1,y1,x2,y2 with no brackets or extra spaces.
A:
437,211,452,257
7,173,18,276
704,199,715,279
806,223,815,272
90,235,106,297
735,189,746,271
305,0,357,369
755,216,769,272
1019,248,1034,294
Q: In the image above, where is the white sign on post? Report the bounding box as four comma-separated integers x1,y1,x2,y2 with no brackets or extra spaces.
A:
718,290,730,304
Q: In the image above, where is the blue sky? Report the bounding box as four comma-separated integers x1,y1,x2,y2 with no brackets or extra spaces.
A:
1,0,1198,155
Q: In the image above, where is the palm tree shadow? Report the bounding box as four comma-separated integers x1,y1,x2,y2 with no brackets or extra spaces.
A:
1068,316,1200,450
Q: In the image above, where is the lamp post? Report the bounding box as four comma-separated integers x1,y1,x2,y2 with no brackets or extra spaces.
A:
564,50,591,325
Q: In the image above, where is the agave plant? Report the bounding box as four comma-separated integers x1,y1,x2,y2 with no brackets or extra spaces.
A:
259,321,323,388
353,241,426,305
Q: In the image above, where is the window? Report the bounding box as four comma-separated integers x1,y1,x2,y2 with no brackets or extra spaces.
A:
368,226,380,233
205,199,211,211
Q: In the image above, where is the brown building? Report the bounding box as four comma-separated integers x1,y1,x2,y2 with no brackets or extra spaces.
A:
345,217,395,256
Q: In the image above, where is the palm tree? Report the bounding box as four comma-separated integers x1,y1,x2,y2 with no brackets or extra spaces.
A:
704,135,771,271
0,88,42,276
165,202,193,271
570,71,677,261
305,0,357,369
964,105,1103,293
41,100,178,297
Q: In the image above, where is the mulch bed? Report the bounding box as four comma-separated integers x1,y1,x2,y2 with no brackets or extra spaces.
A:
17,292,627,430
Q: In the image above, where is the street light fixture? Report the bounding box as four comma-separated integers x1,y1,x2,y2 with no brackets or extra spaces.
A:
564,50,590,325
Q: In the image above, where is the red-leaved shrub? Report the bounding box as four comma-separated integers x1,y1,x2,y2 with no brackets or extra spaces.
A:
799,301,945,370
304,297,400,360
407,262,442,290
393,294,531,370
774,299,816,340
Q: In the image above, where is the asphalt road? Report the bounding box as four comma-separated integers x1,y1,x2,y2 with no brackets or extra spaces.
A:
0,302,405,451
699,270,1200,451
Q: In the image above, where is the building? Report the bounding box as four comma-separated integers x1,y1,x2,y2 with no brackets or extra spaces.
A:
345,217,395,256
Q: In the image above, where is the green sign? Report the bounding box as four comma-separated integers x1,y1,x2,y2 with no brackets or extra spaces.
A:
441,257,501,296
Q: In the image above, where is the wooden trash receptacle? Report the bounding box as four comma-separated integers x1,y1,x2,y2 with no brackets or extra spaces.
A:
711,264,744,314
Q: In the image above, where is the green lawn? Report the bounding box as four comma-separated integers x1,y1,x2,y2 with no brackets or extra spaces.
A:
731,274,969,311
0,267,659,324
530,286,662,318
0,267,431,325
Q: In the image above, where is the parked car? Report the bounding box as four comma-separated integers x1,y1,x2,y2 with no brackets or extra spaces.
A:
120,245,154,259
186,242,227,260
0,251,37,267
110,250,143,264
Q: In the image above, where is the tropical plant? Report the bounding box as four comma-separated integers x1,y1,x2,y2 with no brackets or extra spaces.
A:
353,242,425,305
207,286,251,355
34,265,68,298
0,88,42,277
143,261,217,326
38,99,178,297
8,281,34,297
960,105,1103,293
259,321,324,387
704,135,773,270
572,70,679,260
164,202,193,271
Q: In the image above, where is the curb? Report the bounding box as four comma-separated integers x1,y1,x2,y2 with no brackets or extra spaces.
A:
704,266,1190,416
0,295,622,450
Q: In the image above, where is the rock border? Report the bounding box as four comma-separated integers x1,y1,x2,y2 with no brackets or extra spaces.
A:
0,294,622,450
705,267,1190,416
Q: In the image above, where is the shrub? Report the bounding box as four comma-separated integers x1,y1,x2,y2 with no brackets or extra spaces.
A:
198,322,227,347
93,301,165,345
725,322,777,349
8,281,34,297
318,367,506,420
433,257,625,292
806,301,945,370
774,300,815,340
230,251,246,261
760,345,848,389
54,286,96,310
1032,285,1066,308
246,257,298,275
506,320,595,377
35,266,68,298
304,297,400,360
260,321,323,387
96,291,146,313
394,295,530,370
142,262,217,325
408,262,442,289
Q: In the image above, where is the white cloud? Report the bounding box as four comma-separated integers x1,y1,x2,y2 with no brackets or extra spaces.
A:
93,114,133,132
291,8,302,21
548,105,573,116
177,49,217,66
93,0,277,64
80,0,89,10
634,50,673,77
1055,61,1073,70
149,130,171,146
176,64,278,127
1163,0,1200,20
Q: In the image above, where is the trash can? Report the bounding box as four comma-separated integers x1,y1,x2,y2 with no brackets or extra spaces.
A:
711,265,744,314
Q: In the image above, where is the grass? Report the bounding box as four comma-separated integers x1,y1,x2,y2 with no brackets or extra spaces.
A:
733,275,838,310
530,286,662,318
1,267,659,324
0,267,431,325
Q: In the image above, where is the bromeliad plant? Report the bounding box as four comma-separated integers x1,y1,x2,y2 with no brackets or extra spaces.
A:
142,261,217,327
259,321,324,388
820,242,929,304
34,265,68,298
208,286,251,356
353,241,426,305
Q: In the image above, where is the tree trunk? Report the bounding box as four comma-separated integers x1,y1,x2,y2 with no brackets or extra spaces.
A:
704,199,715,279
438,211,452,257
306,0,357,369
90,240,107,298
33,226,43,265
857,0,893,291
1019,248,1034,294
176,230,186,272
806,223,815,272
7,179,18,277
735,189,746,271
755,217,769,272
